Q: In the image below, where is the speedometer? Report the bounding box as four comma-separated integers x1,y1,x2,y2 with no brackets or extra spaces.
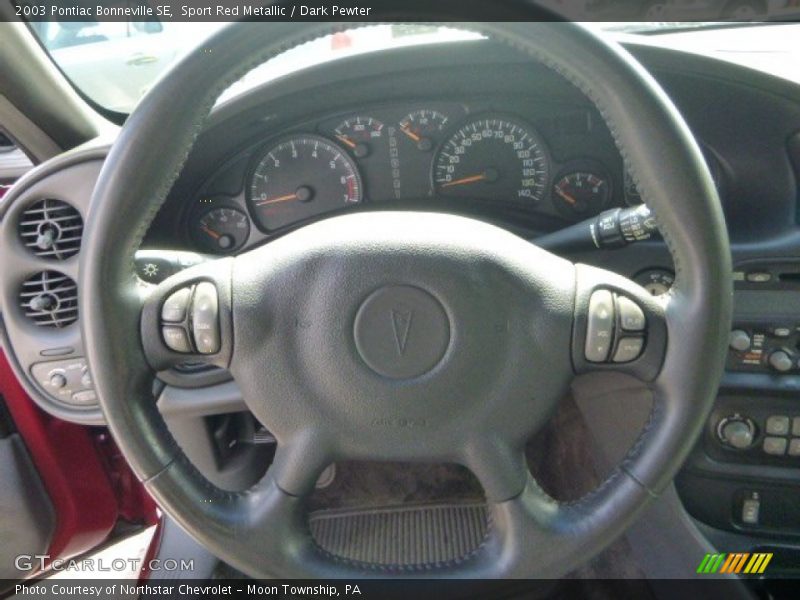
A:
248,134,362,231
433,116,550,204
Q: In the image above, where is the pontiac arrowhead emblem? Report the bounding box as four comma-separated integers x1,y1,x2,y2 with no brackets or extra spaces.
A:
390,308,413,355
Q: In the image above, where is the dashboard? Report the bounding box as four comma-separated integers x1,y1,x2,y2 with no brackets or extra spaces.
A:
177,99,639,257
2,35,800,575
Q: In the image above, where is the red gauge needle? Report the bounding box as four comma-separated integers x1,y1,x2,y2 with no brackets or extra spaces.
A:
256,186,314,207
400,126,422,143
440,168,500,188
256,192,299,206
555,187,578,205
335,134,357,149
201,225,221,239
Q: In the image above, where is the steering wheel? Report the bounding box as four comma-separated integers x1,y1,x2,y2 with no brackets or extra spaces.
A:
80,15,732,578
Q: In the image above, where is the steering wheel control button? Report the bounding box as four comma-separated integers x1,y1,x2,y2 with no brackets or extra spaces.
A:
162,287,192,323
617,296,646,332
584,290,615,362
612,337,645,363
354,285,450,379
191,282,220,354
162,326,192,353
763,437,788,456
717,416,756,450
766,416,790,436
729,329,752,353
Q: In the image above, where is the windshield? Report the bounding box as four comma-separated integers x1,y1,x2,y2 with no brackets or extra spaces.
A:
28,21,800,114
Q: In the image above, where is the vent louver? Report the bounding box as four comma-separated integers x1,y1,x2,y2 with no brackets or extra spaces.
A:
19,271,78,328
18,199,83,260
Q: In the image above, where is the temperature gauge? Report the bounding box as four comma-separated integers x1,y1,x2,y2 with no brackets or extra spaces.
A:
398,109,449,152
634,269,675,296
191,206,250,254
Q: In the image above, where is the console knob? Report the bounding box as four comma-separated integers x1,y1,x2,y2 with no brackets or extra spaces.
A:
717,416,755,450
49,373,67,390
769,350,793,373
729,329,751,352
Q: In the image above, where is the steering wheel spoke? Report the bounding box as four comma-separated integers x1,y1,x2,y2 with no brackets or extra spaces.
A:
140,257,234,372
571,263,668,382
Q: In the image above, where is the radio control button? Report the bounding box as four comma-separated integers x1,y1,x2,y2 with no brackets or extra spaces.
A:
729,329,751,352
617,296,645,332
613,337,644,363
769,350,793,373
585,290,615,363
162,287,192,323
162,326,192,353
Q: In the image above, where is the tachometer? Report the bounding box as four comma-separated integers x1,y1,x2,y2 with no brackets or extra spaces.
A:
433,116,550,204
248,135,362,231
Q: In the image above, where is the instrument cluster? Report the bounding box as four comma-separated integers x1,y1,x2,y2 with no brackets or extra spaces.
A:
186,101,632,255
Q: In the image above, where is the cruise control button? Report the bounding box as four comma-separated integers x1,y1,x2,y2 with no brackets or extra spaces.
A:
763,437,788,456
613,337,644,363
162,326,192,353
617,296,646,332
585,290,614,363
162,287,192,323
191,282,220,355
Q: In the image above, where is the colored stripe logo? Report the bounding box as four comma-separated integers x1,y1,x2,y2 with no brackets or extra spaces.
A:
697,553,772,574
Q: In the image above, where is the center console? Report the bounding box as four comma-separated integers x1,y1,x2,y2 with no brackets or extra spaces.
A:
677,260,800,558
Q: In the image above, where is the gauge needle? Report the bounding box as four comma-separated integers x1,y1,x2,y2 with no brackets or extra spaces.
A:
201,225,221,239
440,173,488,188
256,193,298,206
555,187,577,205
400,126,421,143
336,134,357,149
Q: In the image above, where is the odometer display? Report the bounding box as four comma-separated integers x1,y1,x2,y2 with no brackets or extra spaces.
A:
248,135,362,231
433,116,550,204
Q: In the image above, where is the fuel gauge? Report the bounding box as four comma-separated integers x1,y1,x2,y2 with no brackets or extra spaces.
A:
191,207,250,254
552,170,610,219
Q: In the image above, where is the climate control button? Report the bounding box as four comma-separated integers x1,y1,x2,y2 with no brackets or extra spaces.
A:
717,415,756,450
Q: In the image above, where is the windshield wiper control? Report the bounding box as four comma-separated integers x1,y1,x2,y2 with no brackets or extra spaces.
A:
535,204,659,253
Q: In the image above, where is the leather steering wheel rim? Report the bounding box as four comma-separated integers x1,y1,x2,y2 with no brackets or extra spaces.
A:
80,13,732,579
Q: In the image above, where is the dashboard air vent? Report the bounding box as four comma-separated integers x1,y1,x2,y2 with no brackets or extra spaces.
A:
19,271,78,328
18,199,83,260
